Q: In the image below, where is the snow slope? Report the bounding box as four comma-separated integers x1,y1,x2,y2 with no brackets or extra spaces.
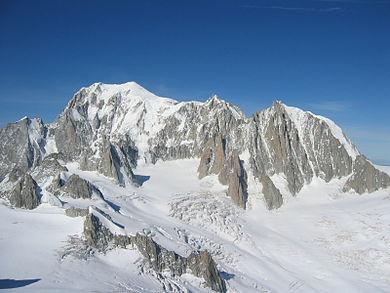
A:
1,159,390,292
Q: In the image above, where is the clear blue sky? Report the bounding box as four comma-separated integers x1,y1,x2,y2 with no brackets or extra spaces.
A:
0,0,389,164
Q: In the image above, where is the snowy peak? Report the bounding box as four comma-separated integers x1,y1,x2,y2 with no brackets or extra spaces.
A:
258,100,359,160
204,94,245,120
283,104,360,160
1,82,390,293
205,94,224,105
67,81,177,111
1,81,386,206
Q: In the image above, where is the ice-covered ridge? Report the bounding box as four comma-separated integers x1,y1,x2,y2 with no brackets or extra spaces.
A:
78,81,177,104
284,104,360,160
205,94,245,120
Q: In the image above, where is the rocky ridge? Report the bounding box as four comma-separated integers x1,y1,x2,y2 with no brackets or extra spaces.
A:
1,82,389,209
83,210,226,292
1,81,389,292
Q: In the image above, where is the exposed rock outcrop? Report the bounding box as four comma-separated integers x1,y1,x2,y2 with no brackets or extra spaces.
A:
249,102,312,195
198,135,248,208
9,174,40,209
0,118,46,179
80,136,135,186
65,207,89,217
260,175,283,210
222,151,248,209
198,135,227,179
1,82,387,211
83,212,226,292
149,95,246,163
84,212,128,250
8,168,25,183
32,153,68,183
186,250,227,293
343,155,390,194
50,174,102,199
54,101,94,160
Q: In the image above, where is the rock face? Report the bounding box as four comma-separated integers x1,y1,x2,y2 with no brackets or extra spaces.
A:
65,207,89,217
343,156,390,194
1,82,388,211
260,175,283,210
186,250,227,293
249,102,355,195
9,174,40,209
149,95,247,163
83,212,226,292
198,135,248,208
223,151,248,209
84,212,123,250
80,136,135,186
2,81,390,292
132,233,188,275
50,174,102,199
198,135,227,179
32,153,68,184
0,118,46,180
62,175,97,199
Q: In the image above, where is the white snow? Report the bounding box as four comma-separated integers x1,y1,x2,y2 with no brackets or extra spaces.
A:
71,108,83,121
1,84,388,292
43,136,58,156
1,159,390,292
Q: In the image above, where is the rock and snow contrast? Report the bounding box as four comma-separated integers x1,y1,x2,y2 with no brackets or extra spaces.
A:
0,81,390,292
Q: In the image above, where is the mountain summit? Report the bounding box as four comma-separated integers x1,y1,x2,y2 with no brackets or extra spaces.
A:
1,82,389,292
1,81,388,204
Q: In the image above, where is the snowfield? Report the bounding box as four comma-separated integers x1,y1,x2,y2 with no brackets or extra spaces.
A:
1,159,390,292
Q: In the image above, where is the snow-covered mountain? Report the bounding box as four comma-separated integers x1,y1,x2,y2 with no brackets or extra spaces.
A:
1,82,390,292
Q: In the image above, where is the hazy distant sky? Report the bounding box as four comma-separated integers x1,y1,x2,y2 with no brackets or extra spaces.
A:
0,0,389,164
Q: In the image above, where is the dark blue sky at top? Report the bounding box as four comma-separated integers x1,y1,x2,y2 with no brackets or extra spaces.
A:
0,0,389,163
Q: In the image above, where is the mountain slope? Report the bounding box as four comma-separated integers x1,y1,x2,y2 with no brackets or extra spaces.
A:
0,82,389,292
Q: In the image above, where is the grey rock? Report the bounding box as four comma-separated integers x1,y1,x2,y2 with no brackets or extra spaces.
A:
32,154,68,184
1,82,383,211
65,207,89,217
249,101,356,197
343,155,390,194
149,96,247,163
132,233,188,276
84,212,116,250
132,233,226,292
50,174,102,199
198,134,226,179
222,151,248,209
61,175,102,199
53,86,138,186
198,135,248,208
80,136,135,186
54,96,94,160
9,174,40,209
8,168,25,183
249,102,312,195
0,118,46,179
83,212,226,292
260,175,283,210
187,250,227,293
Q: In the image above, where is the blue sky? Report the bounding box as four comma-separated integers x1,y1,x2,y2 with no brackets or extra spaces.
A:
0,0,389,164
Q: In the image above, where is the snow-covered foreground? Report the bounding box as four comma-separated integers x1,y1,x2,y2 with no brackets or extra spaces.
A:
1,159,390,292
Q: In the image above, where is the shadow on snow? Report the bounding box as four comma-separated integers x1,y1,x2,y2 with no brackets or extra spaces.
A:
0,278,41,289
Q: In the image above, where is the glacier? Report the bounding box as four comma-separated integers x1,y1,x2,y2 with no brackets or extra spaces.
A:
0,81,390,292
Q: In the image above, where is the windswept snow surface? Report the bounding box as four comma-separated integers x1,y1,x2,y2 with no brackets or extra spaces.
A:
1,160,390,292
